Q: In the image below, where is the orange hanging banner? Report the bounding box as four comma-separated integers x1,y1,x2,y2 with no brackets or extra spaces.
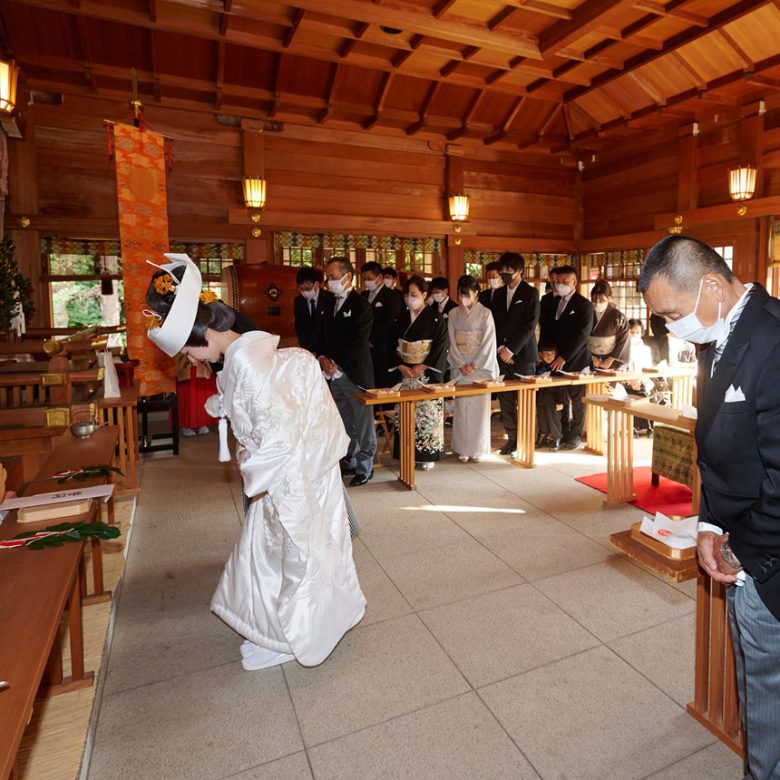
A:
113,123,174,396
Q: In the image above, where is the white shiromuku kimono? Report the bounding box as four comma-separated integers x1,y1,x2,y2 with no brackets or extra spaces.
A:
209,331,366,666
447,302,499,459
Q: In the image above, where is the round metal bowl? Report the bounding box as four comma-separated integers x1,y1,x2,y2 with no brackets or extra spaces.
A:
70,421,97,439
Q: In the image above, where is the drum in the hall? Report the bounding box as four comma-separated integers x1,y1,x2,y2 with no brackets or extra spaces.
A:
221,262,299,339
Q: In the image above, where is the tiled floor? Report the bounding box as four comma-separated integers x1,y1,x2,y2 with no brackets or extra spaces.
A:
86,424,745,780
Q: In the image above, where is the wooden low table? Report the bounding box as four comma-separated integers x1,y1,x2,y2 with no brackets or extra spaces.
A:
0,426,123,779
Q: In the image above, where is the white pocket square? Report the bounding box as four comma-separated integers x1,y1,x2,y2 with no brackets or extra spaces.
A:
725,384,746,402
342,310,352,318
374,301,383,308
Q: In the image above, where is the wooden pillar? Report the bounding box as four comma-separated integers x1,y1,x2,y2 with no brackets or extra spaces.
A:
677,132,699,212
445,149,465,284
7,125,47,328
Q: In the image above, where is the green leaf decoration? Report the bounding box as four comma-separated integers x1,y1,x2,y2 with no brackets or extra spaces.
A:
12,520,121,550
56,465,125,484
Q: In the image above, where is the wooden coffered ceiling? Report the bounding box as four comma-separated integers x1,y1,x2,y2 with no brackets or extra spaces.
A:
1,0,779,154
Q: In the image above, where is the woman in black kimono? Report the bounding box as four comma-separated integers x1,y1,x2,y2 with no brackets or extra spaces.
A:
388,275,450,470
589,280,630,370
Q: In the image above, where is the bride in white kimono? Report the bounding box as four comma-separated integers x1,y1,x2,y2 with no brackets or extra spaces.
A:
447,275,499,462
145,254,366,671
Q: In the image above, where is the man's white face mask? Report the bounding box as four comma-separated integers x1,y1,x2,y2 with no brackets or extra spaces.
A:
666,278,726,344
554,282,573,297
383,278,394,289
300,288,316,300
488,278,501,290
363,279,377,292
328,273,350,295
432,292,445,304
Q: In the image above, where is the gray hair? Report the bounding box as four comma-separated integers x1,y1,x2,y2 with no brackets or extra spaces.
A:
638,235,733,294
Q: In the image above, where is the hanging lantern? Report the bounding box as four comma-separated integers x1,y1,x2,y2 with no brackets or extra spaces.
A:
448,194,470,223
0,59,19,114
243,177,267,209
728,166,757,202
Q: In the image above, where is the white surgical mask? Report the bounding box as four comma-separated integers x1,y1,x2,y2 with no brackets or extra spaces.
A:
363,279,377,292
300,289,316,300
630,334,642,344
488,278,501,290
459,295,473,308
593,302,608,314
327,273,349,295
383,278,394,288
666,279,726,344
432,293,445,304
555,283,573,297
405,295,424,311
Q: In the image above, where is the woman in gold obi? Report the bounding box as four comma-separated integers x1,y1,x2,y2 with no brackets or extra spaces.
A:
447,275,499,462
388,275,450,469
589,280,630,370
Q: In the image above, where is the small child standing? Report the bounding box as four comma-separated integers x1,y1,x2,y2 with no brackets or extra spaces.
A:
175,353,218,436
535,343,567,450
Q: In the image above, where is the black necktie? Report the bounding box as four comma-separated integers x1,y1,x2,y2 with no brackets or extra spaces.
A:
310,298,316,318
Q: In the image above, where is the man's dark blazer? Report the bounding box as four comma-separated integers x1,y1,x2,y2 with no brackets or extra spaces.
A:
321,289,375,390
477,287,501,312
362,285,402,387
434,298,458,318
293,289,334,355
492,280,541,375
540,292,594,372
696,284,780,620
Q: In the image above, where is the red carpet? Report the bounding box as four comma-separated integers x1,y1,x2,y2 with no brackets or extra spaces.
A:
576,466,693,516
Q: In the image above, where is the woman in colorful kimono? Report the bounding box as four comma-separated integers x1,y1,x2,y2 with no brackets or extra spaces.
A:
447,275,499,462
388,275,449,470
589,279,630,370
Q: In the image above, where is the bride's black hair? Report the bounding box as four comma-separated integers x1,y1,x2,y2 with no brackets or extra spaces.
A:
146,266,236,347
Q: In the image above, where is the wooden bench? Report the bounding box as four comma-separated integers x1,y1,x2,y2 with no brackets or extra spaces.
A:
0,426,121,779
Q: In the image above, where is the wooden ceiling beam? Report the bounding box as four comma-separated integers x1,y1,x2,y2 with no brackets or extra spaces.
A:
433,0,459,19
671,51,706,90
717,29,755,71
260,0,541,59
633,1,708,27
406,81,441,135
447,88,486,140
539,0,637,56
283,9,306,49
363,71,394,129
269,52,282,118
746,75,780,90
565,0,771,102
214,39,225,110
483,95,525,144
391,33,423,68
339,21,369,59
563,51,780,146
503,0,573,20
318,62,342,123
146,0,156,23
538,103,562,136
488,6,521,30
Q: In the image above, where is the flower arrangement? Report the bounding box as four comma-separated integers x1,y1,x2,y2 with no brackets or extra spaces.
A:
154,273,175,295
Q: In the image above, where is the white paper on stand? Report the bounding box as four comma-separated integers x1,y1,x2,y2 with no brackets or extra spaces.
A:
639,511,698,549
611,382,628,401
0,483,115,513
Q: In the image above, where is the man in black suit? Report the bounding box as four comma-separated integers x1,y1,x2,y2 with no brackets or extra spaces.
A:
492,252,541,455
382,266,405,307
541,264,594,450
640,236,780,780
320,257,376,486
361,261,402,388
293,266,333,355
477,261,503,312
430,277,458,318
